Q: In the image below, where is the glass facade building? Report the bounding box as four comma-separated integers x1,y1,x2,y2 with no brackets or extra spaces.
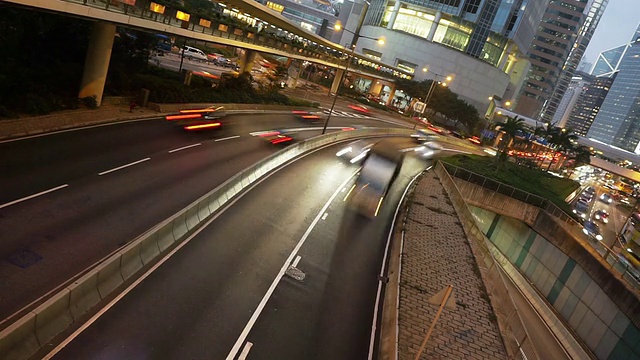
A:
591,43,630,77
587,26,640,153
514,0,608,120
566,75,614,136
540,0,608,124
364,0,525,67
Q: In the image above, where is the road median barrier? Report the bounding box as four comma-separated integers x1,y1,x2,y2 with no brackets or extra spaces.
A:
0,128,414,360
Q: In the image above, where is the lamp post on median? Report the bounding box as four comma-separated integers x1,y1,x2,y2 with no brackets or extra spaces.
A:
413,67,452,129
322,24,384,134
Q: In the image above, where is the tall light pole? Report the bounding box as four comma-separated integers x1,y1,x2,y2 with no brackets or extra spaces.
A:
322,24,384,134
413,67,452,129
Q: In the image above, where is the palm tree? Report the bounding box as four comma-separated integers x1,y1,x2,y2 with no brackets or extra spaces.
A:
494,115,525,167
546,128,578,171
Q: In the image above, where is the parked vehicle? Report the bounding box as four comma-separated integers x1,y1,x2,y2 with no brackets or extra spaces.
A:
182,46,208,61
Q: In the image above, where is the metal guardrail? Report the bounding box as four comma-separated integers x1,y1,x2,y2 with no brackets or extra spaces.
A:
435,162,539,360
0,128,415,360
442,162,640,291
37,0,400,78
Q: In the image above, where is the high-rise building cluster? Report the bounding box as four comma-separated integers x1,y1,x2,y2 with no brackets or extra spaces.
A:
262,0,636,154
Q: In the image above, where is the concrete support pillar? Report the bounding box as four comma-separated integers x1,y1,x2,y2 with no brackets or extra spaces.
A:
497,42,515,71
330,69,345,95
426,11,442,42
78,22,116,107
387,1,402,30
386,87,396,106
287,60,301,89
238,49,257,74
370,80,383,95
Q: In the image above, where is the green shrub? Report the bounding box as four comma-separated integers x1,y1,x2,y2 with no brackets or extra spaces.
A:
80,95,98,109
442,154,579,214
19,93,52,115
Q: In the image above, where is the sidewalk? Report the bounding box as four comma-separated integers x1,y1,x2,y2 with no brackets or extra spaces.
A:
0,102,160,140
394,171,508,359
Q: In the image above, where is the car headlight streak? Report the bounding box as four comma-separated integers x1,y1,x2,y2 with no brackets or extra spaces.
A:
336,146,352,157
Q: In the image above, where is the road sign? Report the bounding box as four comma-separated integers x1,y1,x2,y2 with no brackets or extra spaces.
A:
414,101,426,113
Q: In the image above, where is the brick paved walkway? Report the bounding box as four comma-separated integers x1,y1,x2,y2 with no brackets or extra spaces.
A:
398,171,507,359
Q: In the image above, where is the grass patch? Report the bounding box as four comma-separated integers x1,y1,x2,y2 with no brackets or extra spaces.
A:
442,154,579,215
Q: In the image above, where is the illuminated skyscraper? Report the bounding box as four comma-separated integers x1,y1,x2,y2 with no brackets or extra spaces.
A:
587,25,640,153
514,0,608,120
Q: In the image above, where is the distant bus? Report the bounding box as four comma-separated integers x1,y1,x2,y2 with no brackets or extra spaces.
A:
346,141,404,217
155,34,172,53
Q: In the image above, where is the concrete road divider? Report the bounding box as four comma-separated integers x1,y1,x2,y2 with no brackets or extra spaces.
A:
0,128,415,360
68,272,101,320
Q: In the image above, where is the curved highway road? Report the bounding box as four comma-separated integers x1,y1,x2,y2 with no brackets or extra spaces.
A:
0,112,405,320
42,138,428,360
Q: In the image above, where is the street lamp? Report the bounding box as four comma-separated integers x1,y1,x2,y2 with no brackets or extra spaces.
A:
322,24,384,134
413,68,453,129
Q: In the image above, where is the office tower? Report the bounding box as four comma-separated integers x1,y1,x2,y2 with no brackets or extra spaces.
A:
514,0,607,120
540,0,608,123
566,75,614,135
591,43,631,77
587,25,640,153
551,72,594,127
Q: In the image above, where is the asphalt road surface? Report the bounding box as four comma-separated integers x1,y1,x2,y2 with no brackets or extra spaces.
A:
45,138,429,360
0,112,405,320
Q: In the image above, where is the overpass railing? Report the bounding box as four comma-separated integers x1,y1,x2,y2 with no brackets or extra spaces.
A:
441,162,640,291
62,0,404,79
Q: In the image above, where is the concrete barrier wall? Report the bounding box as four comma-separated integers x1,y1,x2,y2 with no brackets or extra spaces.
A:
472,207,640,360
455,178,640,328
0,128,414,360
453,177,540,225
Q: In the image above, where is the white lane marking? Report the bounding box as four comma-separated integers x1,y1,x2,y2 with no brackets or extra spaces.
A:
292,255,302,268
215,135,240,142
238,342,253,360
367,167,428,360
225,171,358,360
98,158,150,176
43,140,358,359
321,212,329,220
341,188,347,192
0,184,69,210
168,143,201,153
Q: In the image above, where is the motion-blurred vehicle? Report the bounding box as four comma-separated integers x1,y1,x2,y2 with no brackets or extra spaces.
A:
335,140,373,163
585,186,596,194
410,129,439,143
426,124,451,135
346,141,404,217
599,193,613,204
468,136,481,145
165,106,226,131
573,201,589,219
582,220,603,241
348,104,371,114
292,110,322,122
593,209,609,223
257,130,294,146
414,141,444,159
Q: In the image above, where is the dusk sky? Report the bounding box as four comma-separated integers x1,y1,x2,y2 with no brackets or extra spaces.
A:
583,0,640,67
